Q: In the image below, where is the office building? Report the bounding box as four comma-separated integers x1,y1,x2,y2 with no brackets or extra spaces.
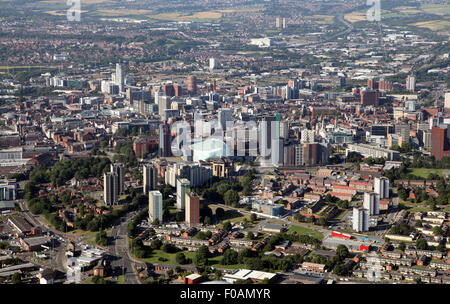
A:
176,178,190,210
395,123,410,143
360,89,380,107
271,138,284,166
363,192,380,215
158,122,171,157
346,144,400,161
165,163,212,188
301,129,315,143
280,121,289,139
374,177,389,199
143,163,158,194
158,93,171,120
218,108,233,131
302,143,329,166
283,143,302,167
149,191,163,223
185,192,200,226
103,172,118,205
258,115,277,166
353,207,369,232
0,181,17,201
431,126,450,161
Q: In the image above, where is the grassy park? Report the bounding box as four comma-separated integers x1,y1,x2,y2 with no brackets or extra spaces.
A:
287,225,324,240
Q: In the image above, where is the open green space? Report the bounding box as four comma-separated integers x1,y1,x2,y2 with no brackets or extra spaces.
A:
117,275,125,284
334,210,348,221
408,168,446,178
134,249,245,269
408,206,431,213
287,225,324,240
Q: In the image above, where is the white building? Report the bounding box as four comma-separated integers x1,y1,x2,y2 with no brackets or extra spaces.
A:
249,38,271,48
374,177,389,199
363,192,380,215
406,75,416,92
353,207,369,232
218,108,232,131
445,92,450,109
209,58,217,70
149,191,163,223
222,269,277,283
115,63,124,93
176,178,190,210
301,129,315,143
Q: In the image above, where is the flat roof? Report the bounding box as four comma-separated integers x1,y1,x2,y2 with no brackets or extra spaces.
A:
22,236,49,247
0,262,36,273
186,273,202,280
8,216,33,232
225,269,277,281
262,223,284,230
0,201,15,209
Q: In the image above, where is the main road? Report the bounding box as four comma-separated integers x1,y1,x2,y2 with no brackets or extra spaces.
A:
108,211,142,284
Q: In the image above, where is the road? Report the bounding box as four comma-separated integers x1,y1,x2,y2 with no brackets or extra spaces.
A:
108,212,141,284
209,202,387,246
18,195,144,283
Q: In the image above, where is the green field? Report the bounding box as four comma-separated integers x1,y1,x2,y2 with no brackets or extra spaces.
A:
408,168,446,178
117,275,125,284
408,206,431,213
135,249,244,269
287,225,324,240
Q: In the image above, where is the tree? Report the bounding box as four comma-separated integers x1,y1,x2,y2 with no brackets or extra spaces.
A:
247,231,255,240
150,239,163,250
336,245,349,260
319,217,327,227
203,216,212,226
195,245,210,266
217,183,231,196
11,272,21,284
152,218,160,226
95,230,108,247
433,226,442,236
436,244,445,252
238,248,253,264
176,252,187,265
224,190,239,206
398,242,406,252
250,213,257,222
332,264,348,276
222,249,239,265
215,208,225,220
161,243,177,253
223,221,232,233
416,238,428,250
